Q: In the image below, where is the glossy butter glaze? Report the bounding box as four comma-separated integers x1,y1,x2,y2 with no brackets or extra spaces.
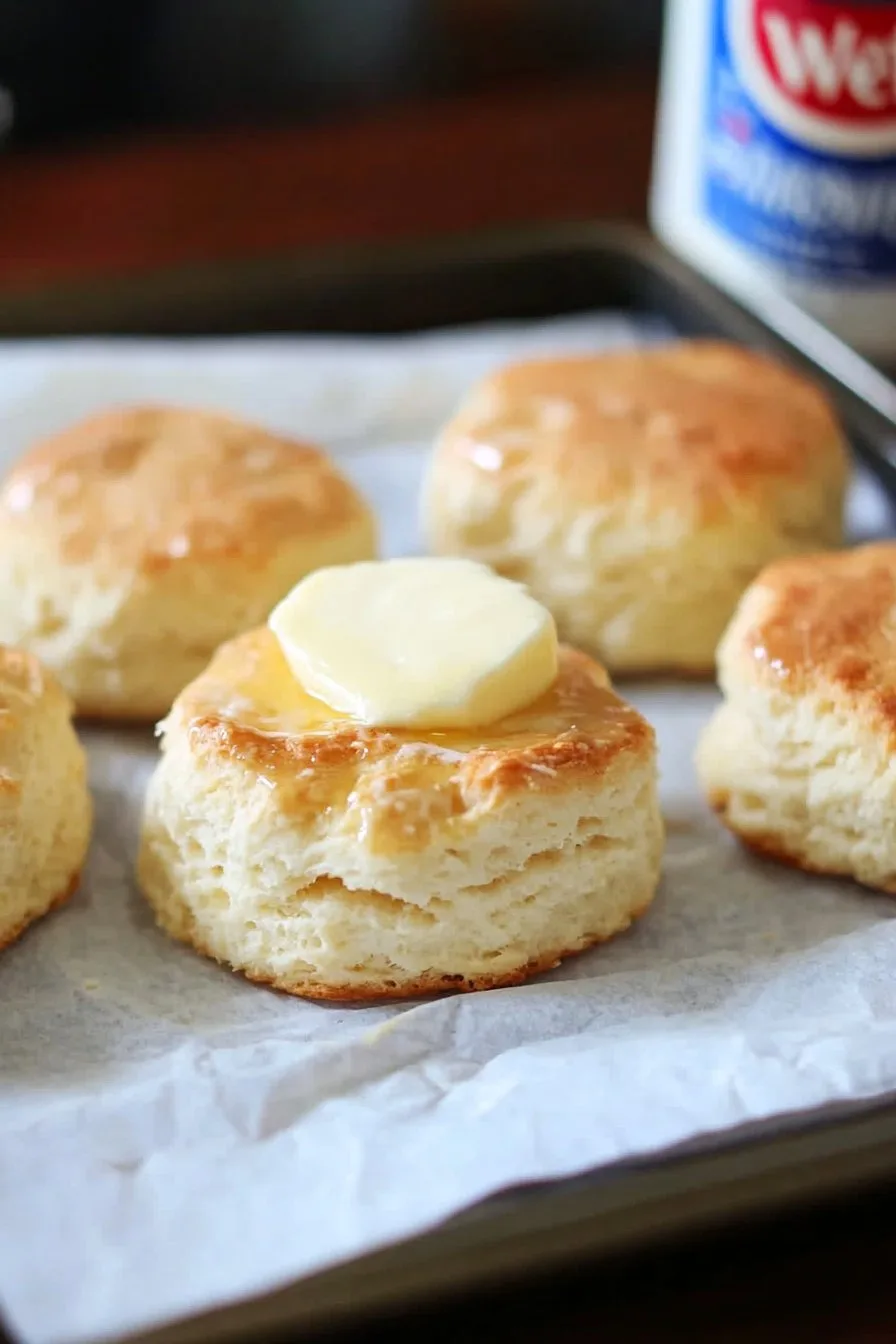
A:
169,627,654,854
722,544,896,741
439,342,846,525
0,405,372,570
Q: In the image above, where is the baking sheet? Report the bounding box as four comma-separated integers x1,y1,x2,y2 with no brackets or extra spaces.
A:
1,313,894,1344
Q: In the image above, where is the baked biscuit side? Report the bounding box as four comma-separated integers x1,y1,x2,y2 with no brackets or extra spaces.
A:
138,639,662,998
697,544,896,893
0,650,92,947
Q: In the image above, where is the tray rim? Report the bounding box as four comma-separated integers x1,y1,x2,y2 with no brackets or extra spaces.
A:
130,1092,896,1344
0,218,891,459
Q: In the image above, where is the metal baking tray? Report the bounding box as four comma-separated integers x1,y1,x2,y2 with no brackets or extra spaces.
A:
3,223,896,1344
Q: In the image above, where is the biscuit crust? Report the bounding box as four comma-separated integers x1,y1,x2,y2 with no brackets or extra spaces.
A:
425,341,847,675
139,631,663,999
0,870,81,952
1,405,369,571
0,646,92,948
0,406,377,719
435,341,840,522
726,543,896,732
697,542,896,893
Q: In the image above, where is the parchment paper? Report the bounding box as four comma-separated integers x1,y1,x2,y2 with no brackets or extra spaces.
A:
1,314,894,1344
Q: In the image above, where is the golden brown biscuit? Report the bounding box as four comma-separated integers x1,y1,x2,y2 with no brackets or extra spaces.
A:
697,542,896,892
0,645,91,948
0,406,377,719
424,341,847,675
138,628,663,1000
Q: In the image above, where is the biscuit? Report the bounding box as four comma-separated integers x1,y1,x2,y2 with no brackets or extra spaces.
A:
423,341,847,676
0,645,91,949
0,406,376,720
137,628,663,999
697,542,896,893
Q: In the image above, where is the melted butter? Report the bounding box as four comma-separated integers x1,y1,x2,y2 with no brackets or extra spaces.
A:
267,558,558,731
189,629,631,760
182,629,640,855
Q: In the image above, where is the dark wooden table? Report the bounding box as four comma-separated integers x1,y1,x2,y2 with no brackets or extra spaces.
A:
0,73,654,290
2,70,895,1344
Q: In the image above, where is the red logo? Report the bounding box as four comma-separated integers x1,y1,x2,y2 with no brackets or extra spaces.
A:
727,0,896,153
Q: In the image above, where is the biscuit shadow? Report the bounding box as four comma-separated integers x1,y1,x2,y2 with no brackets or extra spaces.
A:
541,805,896,1010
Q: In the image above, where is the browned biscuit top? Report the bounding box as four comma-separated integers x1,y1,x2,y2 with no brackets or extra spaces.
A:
724,541,896,726
0,405,370,571
438,340,846,523
166,626,655,853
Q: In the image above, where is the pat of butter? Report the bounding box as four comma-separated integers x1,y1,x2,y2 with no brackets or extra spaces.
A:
268,557,558,729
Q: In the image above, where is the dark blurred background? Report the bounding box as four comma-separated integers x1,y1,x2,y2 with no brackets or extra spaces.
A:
0,0,662,148
0,0,664,305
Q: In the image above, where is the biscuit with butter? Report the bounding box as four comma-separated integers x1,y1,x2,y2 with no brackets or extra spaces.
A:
0,406,376,719
138,560,662,999
0,645,91,949
697,542,896,893
423,341,847,676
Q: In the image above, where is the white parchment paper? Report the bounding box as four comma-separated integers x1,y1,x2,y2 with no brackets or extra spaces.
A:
1,314,895,1344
